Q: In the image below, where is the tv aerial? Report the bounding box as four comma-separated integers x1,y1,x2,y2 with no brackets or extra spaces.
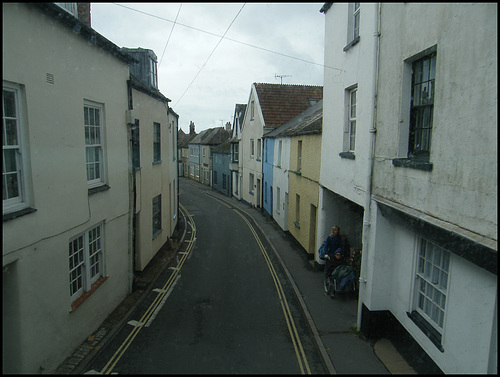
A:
275,74,292,84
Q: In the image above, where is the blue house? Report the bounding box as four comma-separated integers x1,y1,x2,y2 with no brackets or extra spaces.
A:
262,138,275,217
212,140,232,196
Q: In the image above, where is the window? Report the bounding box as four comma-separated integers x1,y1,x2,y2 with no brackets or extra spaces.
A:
55,3,78,17
277,140,283,168
250,139,255,158
409,237,450,351
222,174,227,189
345,2,361,51
251,100,255,120
153,122,161,163
195,165,199,179
152,195,162,238
409,53,436,159
295,194,301,227
249,173,254,194
348,88,357,152
171,121,176,161
3,82,31,214
150,57,158,89
84,101,105,187
257,139,261,160
231,143,239,162
214,171,217,185
69,223,104,303
297,140,303,171
131,119,140,169
276,187,281,214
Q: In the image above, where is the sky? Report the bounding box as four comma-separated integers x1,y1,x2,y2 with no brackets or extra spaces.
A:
90,3,326,133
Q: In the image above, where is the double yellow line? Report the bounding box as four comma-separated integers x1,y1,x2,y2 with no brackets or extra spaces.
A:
233,209,311,374
100,203,196,375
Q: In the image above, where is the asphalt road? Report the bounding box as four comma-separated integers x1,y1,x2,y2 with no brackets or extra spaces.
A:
84,179,326,374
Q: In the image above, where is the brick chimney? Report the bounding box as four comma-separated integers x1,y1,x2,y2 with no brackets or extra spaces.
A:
77,3,91,27
225,122,231,132
189,121,195,135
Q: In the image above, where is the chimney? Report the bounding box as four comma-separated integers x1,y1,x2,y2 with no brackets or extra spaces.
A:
225,122,231,132
189,121,195,135
77,3,91,27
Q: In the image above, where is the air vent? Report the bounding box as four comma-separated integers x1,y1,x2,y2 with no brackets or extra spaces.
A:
46,73,55,85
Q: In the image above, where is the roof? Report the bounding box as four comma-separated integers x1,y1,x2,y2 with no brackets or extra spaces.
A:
189,127,230,146
31,3,137,65
254,83,323,129
265,99,323,138
129,74,170,104
178,132,197,148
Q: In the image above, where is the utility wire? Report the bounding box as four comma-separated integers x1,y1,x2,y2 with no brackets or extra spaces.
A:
173,3,246,108
111,3,342,72
159,3,182,68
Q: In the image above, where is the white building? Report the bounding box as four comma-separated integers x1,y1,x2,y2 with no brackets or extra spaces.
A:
3,3,135,373
320,2,497,373
123,48,179,272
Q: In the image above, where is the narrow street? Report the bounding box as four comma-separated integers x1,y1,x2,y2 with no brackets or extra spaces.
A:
84,178,326,374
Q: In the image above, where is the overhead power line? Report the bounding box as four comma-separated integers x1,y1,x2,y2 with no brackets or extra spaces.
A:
111,3,342,72
159,3,182,68
173,3,246,107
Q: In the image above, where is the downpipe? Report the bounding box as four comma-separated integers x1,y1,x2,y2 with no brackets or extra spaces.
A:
357,2,381,331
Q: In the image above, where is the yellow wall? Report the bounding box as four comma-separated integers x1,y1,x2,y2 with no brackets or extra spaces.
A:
288,133,322,254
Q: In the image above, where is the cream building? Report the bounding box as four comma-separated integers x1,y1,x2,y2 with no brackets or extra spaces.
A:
3,3,134,373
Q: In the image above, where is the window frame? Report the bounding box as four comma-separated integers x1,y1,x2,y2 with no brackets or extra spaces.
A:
69,223,104,304
84,100,106,188
348,87,357,152
3,82,32,215
152,194,162,238
344,2,361,51
297,140,303,172
150,57,158,89
153,122,161,163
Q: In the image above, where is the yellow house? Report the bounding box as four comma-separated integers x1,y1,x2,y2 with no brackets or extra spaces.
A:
286,101,323,255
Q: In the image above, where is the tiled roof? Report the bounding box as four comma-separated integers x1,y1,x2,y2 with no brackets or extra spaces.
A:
254,83,323,129
189,127,230,146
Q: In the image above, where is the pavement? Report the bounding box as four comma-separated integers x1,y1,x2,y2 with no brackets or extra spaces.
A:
56,179,416,374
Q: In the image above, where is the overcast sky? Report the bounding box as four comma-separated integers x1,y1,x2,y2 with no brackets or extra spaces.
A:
91,3,326,133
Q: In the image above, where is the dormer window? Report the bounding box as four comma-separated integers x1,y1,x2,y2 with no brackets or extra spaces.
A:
150,57,158,89
55,3,78,18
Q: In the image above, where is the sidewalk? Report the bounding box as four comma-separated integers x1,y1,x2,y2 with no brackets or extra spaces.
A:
57,182,415,374
223,191,415,375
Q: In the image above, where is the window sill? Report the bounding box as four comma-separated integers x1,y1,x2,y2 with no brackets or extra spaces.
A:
88,184,110,195
343,36,360,52
153,160,162,165
293,170,302,175
339,152,355,160
407,311,444,352
3,207,37,222
70,276,108,312
294,221,300,229
392,158,433,171
153,229,162,240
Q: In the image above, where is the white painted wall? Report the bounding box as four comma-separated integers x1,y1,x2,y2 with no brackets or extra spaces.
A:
3,4,132,373
241,85,264,207
272,136,291,231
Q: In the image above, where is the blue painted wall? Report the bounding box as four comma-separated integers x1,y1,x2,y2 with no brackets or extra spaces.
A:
262,138,275,216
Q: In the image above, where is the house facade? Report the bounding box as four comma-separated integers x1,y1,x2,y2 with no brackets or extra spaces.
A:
317,3,377,271
285,101,323,255
179,121,197,178
123,48,179,271
3,3,135,373
262,137,274,217
240,83,323,209
320,2,497,373
230,104,246,200
368,3,497,373
212,140,232,197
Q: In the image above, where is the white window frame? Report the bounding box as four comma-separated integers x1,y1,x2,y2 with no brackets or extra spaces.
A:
277,140,283,168
150,57,158,89
250,139,255,158
251,100,255,120
152,194,162,238
249,173,254,194
257,139,261,161
412,237,450,334
276,186,281,214
153,122,161,163
297,140,302,171
3,81,31,214
84,100,106,188
348,87,357,152
69,223,104,303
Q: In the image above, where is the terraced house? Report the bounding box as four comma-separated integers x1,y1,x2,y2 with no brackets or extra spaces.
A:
240,83,323,209
319,3,497,373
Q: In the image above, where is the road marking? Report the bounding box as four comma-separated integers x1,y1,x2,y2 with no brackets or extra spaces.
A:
127,320,144,327
100,203,196,375
145,275,181,327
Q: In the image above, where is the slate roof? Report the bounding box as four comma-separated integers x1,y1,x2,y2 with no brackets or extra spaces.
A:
265,100,323,138
254,83,323,129
189,127,230,146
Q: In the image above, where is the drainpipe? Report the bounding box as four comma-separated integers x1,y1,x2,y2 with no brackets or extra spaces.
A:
357,2,381,330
